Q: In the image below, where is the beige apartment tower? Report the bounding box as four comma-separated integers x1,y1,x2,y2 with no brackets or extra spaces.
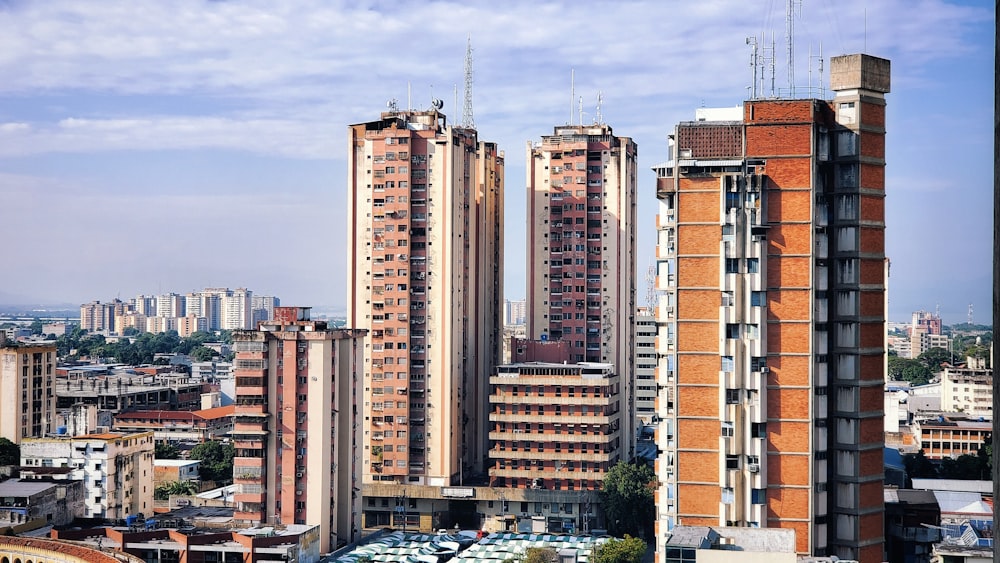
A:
526,124,638,460
653,54,889,562
0,343,57,442
347,107,504,491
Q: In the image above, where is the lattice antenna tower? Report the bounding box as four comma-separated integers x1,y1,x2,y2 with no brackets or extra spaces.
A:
462,35,475,129
968,303,974,325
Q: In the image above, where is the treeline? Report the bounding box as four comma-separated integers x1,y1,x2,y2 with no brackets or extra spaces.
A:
56,329,232,365
888,340,992,386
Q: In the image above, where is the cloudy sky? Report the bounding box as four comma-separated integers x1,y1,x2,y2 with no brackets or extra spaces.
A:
0,0,992,324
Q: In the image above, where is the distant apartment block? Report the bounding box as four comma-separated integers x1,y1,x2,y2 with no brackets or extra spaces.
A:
652,54,890,562
347,107,504,489
0,342,57,442
81,287,276,336
504,299,527,326
231,306,366,552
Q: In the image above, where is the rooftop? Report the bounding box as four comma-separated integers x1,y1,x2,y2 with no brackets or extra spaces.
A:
0,478,58,498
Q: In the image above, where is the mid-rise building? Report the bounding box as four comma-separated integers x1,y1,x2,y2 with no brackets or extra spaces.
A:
347,107,504,489
20,430,155,519
0,342,57,442
940,356,993,418
525,122,637,461
231,306,366,553
486,361,620,533
635,307,657,424
652,54,890,562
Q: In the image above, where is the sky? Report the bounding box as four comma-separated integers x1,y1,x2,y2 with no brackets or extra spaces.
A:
0,0,992,324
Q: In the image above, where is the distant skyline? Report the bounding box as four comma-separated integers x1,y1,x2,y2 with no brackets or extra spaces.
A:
0,1,992,324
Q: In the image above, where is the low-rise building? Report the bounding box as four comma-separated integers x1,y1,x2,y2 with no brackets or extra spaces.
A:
154,460,201,486
20,430,155,519
912,417,991,460
662,526,797,562
0,478,85,527
113,405,234,443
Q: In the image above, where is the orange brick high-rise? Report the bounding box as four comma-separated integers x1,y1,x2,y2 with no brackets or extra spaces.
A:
653,54,889,562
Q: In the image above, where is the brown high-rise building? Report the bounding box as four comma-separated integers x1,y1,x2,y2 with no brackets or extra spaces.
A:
347,106,504,519
526,123,638,460
653,54,889,562
231,306,366,552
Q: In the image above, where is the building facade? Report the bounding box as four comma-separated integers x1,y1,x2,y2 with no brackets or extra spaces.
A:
652,54,890,562
635,307,657,424
347,108,504,488
0,343,57,442
940,356,993,418
231,306,366,553
525,123,637,461
20,430,155,520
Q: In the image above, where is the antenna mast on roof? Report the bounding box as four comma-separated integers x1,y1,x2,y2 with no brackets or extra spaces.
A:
596,91,604,125
462,35,475,128
786,0,799,97
746,36,758,99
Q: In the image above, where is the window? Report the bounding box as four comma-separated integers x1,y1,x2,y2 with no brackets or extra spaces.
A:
726,455,740,470
751,488,766,505
721,487,735,504
751,422,767,438
721,356,735,372
750,291,766,307
747,258,760,273
721,421,734,437
725,259,739,274
725,324,740,339
725,389,741,404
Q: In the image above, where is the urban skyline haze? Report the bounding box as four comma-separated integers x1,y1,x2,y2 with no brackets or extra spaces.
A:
0,0,992,324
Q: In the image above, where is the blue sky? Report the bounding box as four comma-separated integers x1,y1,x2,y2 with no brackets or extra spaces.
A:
0,0,992,324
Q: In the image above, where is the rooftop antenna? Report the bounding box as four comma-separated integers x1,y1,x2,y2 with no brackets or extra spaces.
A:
578,95,584,125
387,98,399,112
570,69,575,125
746,36,759,99
968,303,974,325
595,91,604,125
786,0,800,97
462,35,475,128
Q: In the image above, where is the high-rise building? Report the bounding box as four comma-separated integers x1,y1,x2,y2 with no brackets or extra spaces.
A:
652,54,889,562
0,342,56,442
231,307,366,552
347,107,504,495
504,298,527,326
526,122,637,460
634,307,657,424
79,299,125,333
251,295,281,328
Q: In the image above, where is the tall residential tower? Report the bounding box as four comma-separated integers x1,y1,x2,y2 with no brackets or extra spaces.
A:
347,107,504,499
653,54,889,562
526,123,638,460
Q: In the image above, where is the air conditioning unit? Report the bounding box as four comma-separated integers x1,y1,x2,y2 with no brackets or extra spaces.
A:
759,367,770,373
748,463,760,473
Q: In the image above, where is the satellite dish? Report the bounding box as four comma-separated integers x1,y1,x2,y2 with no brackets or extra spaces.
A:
431,98,444,110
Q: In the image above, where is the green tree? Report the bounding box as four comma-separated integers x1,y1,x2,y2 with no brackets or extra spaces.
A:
600,461,655,541
917,347,952,370
28,319,43,335
902,450,937,479
0,438,19,466
191,346,216,362
155,442,181,460
591,536,647,563
190,440,236,484
523,547,557,563
154,480,199,500
887,356,933,385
